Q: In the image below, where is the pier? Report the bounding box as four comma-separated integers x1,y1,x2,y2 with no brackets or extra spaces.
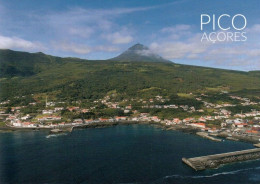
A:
196,132,222,142
182,148,260,171
254,143,260,148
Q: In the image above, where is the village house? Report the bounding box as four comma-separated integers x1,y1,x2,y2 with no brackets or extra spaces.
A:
12,120,22,127
198,117,206,122
131,117,139,121
67,107,80,112
81,109,89,113
234,114,246,118
115,116,127,121
22,122,36,128
42,110,54,114
124,109,130,113
0,100,10,105
216,105,223,108
140,116,150,121
183,117,194,123
151,116,160,122
208,127,219,133
165,119,175,125
189,123,206,129
214,115,227,120
245,112,257,117
54,107,64,112
245,130,259,135
126,105,132,109
232,122,248,128
99,118,109,122
6,115,17,121
38,115,61,121
109,118,115,122
21,114,31,120
222,103,234,107
221,122,227,127
11,107,21,112
73,119,83,125
140,113,149,117
205,116,213,120
180,105,189,111
84,119,94,124
220,109,231,115
46,101,55,107
58,122,66,126
173,118,182,124
169,105,178,109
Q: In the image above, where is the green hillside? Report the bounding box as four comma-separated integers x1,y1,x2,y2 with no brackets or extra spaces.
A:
0,49,260,102
0,49,85,77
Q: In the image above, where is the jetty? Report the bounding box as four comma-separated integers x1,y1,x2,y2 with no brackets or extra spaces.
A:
254,143,260,148
196,132,222,142
182,148,260,171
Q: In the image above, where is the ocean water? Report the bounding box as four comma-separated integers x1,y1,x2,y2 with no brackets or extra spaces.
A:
0,125,260,184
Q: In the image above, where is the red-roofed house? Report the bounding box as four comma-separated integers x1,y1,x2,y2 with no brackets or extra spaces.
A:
233,123,248,128
115,116,127,121
173,118,182,124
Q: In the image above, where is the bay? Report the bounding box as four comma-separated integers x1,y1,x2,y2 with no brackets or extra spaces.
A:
0,125,259,184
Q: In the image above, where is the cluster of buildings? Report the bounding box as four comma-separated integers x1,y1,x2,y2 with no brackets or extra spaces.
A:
0,93,260,139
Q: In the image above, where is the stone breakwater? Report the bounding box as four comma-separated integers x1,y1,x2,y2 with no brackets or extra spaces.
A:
182,148,260,171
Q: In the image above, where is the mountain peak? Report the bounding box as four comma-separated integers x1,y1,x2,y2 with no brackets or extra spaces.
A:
128,43,148,51
109,43,172,63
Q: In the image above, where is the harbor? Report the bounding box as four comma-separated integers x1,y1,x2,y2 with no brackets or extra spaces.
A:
182,148,260,171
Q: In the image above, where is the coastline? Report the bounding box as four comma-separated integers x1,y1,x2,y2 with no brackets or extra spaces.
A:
0,121,200,135
1,121,259,145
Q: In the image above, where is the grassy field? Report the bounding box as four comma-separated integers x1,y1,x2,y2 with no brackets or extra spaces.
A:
0,122,6,127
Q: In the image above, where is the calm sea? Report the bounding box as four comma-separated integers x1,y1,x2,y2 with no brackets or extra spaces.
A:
0,124,260,184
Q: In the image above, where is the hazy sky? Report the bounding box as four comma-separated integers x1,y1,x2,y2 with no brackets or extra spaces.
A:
0,0,260,70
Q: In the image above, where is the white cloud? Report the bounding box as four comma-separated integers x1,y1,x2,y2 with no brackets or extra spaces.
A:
53,42,119,54
152,24,260,70
0,5,147,54
68,27,94,38
246,24,260,33
103,31,133,44
161,24,192,40
0,34,44,50
0,4,159,55
46,6,153,34
150,35,209,59
95,45,119,52
161,24,191,33
55,42,92,54
42,6,143,50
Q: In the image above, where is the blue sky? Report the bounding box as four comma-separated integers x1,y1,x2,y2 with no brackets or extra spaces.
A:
0,0,260,70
